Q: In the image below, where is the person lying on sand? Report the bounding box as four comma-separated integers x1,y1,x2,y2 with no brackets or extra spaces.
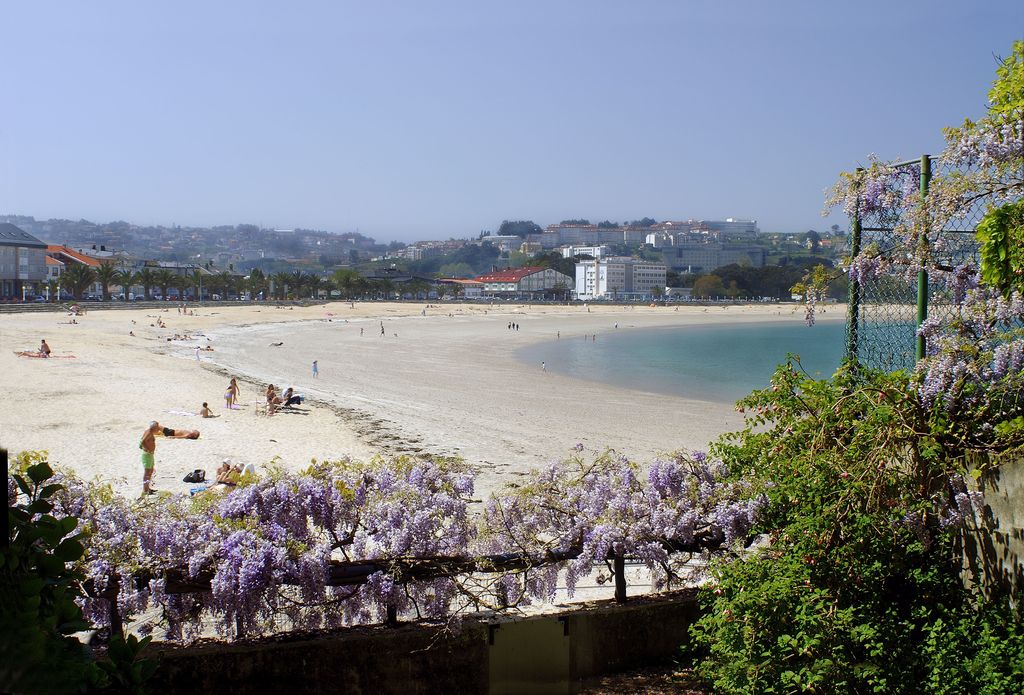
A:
269,342,284,347
160,426,200,439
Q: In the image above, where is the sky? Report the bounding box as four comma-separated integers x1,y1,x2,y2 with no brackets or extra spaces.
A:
2,1,1021,242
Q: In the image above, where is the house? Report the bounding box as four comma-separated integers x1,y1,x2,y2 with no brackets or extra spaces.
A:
0,223,47,299
437,278,483,299
474,266,574,298
46,245,106,297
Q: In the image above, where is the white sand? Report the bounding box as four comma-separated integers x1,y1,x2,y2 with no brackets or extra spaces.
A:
1,301,839,498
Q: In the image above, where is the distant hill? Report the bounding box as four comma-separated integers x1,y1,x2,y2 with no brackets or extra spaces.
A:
0,214,384,270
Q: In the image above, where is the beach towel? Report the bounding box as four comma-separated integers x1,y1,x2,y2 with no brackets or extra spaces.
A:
166,410,197,417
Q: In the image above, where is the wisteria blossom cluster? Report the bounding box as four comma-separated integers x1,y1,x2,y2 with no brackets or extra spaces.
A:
33,456,477,639
8,449,764,642
916,285,1024,424
948,116,1024,172
477,449,766,602
819,51,1023,432
901,474,986,548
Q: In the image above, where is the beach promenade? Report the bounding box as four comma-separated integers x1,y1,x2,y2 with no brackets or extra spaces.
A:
2,301,814,498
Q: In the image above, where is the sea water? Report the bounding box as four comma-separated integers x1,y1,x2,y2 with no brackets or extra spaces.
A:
518,320,846,403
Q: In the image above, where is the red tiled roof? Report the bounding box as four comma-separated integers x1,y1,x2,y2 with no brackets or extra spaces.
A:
474,267,545,283
47,245,102,267
45,256,64,266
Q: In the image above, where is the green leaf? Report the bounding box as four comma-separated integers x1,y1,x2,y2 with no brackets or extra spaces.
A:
55,538,84,563
26,461,54,484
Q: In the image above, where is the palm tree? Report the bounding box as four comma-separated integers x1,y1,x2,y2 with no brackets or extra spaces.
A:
95,264,118,301
177,273,195,301
218,271,235,299
407,279,431,300
332,269,360,299
61,264,96,300
372,278,395,300
271,272,291,300
154,269,177,300
136,268,157,300
289,271,307,299
190,270,205,301
202,273,219,299
247,268,267,300
113,269,136,300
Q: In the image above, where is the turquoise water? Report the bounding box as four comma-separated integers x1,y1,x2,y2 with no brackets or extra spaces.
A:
518,320,847,403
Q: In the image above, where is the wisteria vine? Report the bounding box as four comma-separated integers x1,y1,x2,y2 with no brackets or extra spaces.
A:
8,448,763,642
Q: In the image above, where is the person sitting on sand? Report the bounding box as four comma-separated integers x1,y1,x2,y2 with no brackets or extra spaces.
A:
160,426,200,439
215,461,243,486
266,384,282,414
200,402,218,418
39,339,51,357
280,387,302,407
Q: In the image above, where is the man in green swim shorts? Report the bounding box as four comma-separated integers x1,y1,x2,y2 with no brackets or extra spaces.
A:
140,421,160,497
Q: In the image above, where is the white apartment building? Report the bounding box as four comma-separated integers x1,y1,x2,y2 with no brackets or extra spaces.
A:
574,258,667,300
560,245,609,259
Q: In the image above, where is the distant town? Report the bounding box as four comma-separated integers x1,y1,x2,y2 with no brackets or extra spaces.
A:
0,214,846,303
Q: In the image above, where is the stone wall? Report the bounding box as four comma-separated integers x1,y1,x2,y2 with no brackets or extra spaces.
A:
148,589,700,695
961,453,1024,600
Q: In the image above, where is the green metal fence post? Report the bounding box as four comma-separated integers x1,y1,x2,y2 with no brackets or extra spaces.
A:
846,168,864,361
916,155,931,362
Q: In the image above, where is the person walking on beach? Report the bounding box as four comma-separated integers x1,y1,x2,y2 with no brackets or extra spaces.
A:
360,327,364,336
194,345,201,361
139,421,159,496
380,322,385,336
541,361,546,372
312,360,319,378
39,339,51,358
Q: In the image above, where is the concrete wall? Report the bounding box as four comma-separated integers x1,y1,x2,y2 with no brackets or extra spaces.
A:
961,454,1024,600
148,589,700,695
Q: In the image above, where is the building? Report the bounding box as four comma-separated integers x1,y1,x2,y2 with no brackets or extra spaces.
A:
477,235,524,254
560,245,609,260
46,245,115,297
474,266,574,298
437,278,483,298
660,243,766,273
533,224,632,249
0,223,47,299
574,258,667,300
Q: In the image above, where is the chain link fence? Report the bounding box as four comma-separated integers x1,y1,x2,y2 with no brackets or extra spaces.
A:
846,155,988,371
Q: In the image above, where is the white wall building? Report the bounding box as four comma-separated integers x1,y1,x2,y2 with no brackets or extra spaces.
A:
475,266,574,297
574,258,667,300
560,245,609,259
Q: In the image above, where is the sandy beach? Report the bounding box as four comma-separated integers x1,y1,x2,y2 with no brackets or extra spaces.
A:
2,301,834,498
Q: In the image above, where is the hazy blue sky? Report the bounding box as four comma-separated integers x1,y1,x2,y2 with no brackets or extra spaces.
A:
2,2,1021,242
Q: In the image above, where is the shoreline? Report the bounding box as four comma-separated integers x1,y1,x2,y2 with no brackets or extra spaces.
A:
2,301,837,498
